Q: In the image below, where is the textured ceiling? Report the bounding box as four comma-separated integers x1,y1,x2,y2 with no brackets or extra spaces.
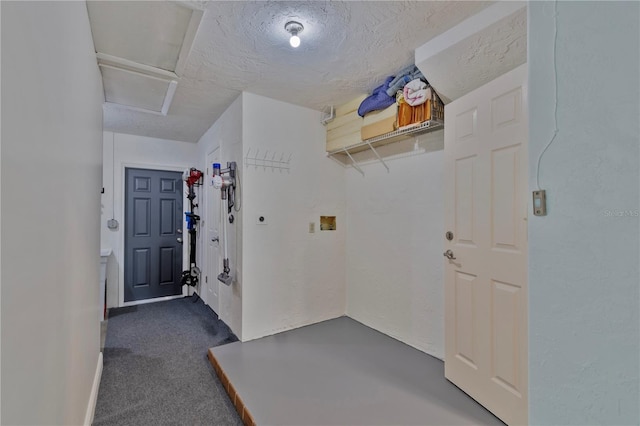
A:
102,1,493,142
416,3,527,103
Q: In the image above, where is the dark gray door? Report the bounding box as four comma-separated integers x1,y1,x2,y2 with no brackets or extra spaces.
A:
125,168,183,302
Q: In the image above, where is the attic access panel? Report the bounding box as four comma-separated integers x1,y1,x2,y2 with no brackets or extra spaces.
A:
100,65,176,114
87,1,197,73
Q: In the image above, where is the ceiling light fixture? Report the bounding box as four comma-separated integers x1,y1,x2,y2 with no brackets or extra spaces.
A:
285,21,304,48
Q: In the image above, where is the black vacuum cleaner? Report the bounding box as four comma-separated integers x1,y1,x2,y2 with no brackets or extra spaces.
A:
181,168,203,287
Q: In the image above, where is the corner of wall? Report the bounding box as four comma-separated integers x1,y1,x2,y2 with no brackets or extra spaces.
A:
196,94,244,341
344,130,445,360
239,93,347,341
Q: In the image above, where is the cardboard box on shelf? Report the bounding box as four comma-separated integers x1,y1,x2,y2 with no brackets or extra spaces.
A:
362,103,397,126
326,95,366,152
361,104,398,140
361,116,396,140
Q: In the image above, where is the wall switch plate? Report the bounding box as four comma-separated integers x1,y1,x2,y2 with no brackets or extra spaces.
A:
309,222,315,233
257,215,267,225
533,190,547,216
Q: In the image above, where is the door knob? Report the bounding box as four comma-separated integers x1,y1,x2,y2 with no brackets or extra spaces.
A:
177,229,182,234
211,237,219,242
177,237,183,244
443,249,456,260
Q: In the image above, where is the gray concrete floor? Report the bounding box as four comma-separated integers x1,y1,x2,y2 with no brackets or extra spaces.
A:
211,316,504,426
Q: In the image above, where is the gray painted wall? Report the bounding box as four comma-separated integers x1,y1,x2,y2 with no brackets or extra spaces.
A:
528,2,639,424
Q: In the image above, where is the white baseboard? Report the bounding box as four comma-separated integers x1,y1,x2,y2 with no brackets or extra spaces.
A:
84,352,103,426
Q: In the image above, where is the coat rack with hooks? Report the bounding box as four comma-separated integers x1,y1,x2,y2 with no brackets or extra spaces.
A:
244,148,292,172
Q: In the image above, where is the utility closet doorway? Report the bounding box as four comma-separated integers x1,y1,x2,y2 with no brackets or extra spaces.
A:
124,168,184,302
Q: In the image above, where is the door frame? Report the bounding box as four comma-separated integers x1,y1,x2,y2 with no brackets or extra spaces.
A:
118,162,189,307
203,147,221,314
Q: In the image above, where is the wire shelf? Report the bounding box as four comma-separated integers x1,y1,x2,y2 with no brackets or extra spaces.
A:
327,119,444,175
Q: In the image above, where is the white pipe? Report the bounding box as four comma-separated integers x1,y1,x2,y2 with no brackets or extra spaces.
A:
221,198,229,263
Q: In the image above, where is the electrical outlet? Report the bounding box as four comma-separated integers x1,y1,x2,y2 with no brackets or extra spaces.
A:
257,215,267,225
309,222,315,233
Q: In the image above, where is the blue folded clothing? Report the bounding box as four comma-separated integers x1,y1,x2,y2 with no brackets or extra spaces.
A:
390,64,416,82
358,76,396,117
386,65,425,97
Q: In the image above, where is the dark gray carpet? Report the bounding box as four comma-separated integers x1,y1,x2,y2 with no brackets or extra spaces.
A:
93,296,242,426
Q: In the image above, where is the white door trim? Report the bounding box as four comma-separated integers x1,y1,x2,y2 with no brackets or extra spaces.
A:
204,147,221,314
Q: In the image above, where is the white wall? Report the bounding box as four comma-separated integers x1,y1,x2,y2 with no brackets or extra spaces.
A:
528,2,639,424
0,1,3,418
345,132,445,358
196,96,244,339
1,2,104,424
101,132,198,307
241,93,346,341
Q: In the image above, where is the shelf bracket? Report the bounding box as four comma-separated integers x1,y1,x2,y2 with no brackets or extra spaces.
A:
365,141,389,172
343,148,364,176
325,119,444,176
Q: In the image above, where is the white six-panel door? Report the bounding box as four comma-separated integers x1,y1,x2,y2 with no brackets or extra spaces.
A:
444,64,528,425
